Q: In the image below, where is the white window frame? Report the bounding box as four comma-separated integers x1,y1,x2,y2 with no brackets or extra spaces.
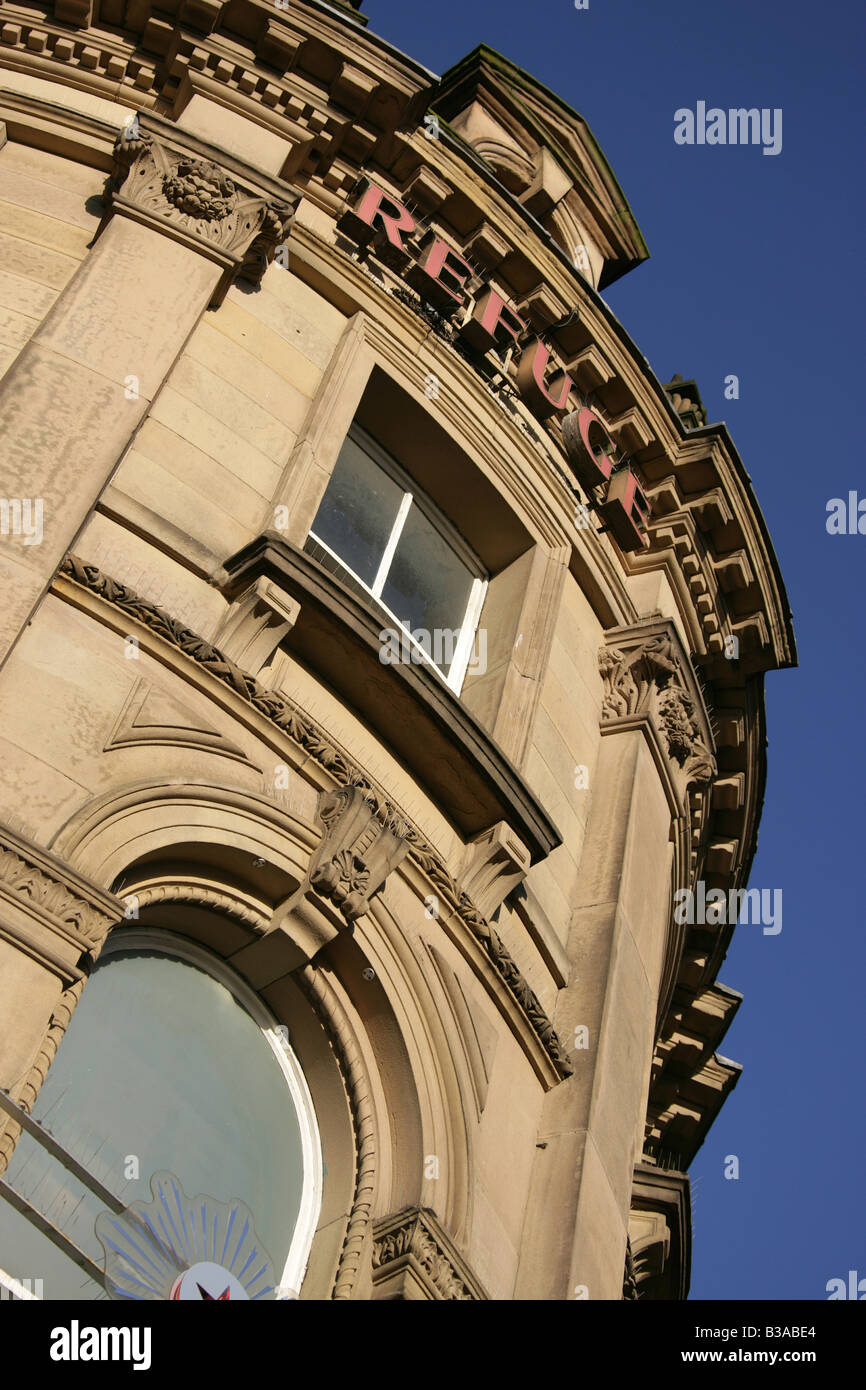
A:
308,425,488,694
101,928,324,1302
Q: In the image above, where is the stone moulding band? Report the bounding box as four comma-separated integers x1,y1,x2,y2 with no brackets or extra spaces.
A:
56,554,573,1080
298,964,377,1301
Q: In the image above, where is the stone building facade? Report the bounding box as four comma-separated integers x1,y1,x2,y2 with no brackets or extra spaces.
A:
0,1,794,1300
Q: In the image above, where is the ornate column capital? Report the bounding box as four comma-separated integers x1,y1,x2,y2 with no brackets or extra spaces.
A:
372,1207,488,1300
103,117,297,307
0,823,122,982
598,619,716,800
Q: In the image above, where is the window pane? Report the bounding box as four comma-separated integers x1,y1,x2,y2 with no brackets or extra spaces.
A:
381,505,475,675
0,946,306,1299
310,435,404,587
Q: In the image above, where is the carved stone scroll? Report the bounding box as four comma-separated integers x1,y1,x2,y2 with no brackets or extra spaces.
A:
309,784,411,924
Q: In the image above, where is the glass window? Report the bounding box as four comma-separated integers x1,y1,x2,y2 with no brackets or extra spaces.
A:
309,434,405,589
0,930,321,1300
306,427,487,691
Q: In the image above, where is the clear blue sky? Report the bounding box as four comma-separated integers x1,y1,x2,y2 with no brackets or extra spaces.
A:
358,0,866,1299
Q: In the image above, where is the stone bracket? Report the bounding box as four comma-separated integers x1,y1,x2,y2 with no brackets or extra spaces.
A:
458,820,530,920
268,784,411,960
213,576,301,678
307,784,410,924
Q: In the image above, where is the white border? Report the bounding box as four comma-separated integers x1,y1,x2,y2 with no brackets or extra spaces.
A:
100,928,324,1301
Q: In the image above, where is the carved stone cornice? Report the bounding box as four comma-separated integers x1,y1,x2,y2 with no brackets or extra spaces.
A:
103,121,296,306
371,1207,488,1301
56,554,572,1082
0,823,122,963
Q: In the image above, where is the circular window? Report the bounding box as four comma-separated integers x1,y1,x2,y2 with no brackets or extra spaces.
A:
0,928,322,1300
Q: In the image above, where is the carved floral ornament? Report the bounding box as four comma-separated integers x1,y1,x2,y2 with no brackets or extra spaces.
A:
599,629,716,787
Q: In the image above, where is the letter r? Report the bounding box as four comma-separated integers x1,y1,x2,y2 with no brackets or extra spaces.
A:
337,180,416,263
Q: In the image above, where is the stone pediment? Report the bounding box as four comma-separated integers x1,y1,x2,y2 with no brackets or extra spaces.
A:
104,676,253,766
434,44,649,288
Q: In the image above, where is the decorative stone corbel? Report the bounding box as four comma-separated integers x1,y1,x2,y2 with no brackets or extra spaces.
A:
308,784,410,924
213,576,301,678
267,784,411,964
372,1207,488,1300
103,122,296,307
458,821,531,920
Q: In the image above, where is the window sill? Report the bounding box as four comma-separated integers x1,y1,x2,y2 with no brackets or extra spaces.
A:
222,533,561,863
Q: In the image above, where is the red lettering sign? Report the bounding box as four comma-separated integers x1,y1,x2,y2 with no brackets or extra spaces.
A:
516,339,576,418
406,235,474,312
336,183,651,550
459,288,526,356
337,180,416,268
600,468,652,549
561,407,618,490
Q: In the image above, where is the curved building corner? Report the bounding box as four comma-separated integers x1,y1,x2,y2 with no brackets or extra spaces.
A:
0,0,795,1302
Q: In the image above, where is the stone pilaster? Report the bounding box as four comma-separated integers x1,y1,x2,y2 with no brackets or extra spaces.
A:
0,115,295,677
515,619,715,1299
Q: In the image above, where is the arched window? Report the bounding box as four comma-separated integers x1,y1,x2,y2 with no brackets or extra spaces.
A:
0,928,322,1300
305,424,488,692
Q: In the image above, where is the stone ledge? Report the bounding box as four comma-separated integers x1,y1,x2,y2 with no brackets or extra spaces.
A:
222,532,562,863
